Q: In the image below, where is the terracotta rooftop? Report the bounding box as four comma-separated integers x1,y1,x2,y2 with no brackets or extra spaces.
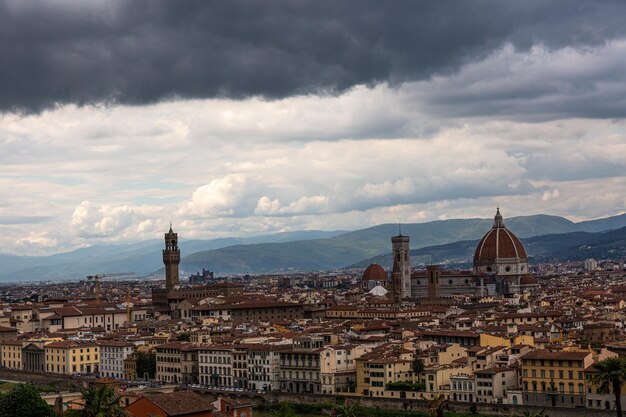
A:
521,350,591,361
141,391,215,416
474,209,528,263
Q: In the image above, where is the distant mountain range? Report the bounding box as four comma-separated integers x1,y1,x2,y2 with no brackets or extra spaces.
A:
0,230,345,281
1,213,625,281
352,226,626,269
180,213,626,275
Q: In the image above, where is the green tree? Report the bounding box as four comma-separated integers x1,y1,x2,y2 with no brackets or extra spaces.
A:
0,384,55,417
176,332,191,342
136,352,156,380
80,385,127,417
592,356,626,417
331,399,361,417
412,358,425,374
386,381,425,391
276,402,296,417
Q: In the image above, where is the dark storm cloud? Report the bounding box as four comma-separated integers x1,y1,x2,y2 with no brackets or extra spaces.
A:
2,0,626,113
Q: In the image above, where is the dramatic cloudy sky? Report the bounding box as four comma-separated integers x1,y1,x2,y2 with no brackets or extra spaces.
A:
2,0,626,255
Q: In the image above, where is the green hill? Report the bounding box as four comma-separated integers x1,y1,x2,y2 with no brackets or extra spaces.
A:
180,214,583,274
5,212,626,280
352,227,626,269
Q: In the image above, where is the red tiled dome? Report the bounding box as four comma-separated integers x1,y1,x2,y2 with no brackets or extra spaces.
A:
474,208,528,264
362,264,388,282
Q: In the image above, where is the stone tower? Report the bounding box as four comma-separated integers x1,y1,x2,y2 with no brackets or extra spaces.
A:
391,231,411,299
163,224,180,290
427,265,440,299
391,256,402,303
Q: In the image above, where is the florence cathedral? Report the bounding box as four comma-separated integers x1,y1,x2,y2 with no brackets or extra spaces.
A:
361,208,539,300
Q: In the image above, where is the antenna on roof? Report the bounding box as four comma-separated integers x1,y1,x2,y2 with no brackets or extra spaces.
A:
398,223,402,236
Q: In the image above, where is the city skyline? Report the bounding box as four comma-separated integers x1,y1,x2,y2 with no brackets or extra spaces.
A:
2,1,626,255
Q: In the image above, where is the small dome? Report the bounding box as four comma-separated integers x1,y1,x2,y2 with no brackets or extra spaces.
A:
362,264,388,282
520,275,538,285
368,285,388,296
474,208,528,264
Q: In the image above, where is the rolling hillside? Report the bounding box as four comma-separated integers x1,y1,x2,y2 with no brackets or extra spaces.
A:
180,214,609,275
3,212,626,280
0,230,345,281
352,227,626,269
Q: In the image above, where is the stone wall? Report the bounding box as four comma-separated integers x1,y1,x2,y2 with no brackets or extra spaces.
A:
262,391,618,417
180,388,622,417
0,368,78,391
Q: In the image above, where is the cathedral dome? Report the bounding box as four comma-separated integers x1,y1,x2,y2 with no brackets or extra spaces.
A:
473,208,528,276
474,209,527,262
362,264,388,282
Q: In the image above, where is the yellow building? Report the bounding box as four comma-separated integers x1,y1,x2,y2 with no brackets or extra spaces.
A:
124,354,138,381
428,343,467,366
479,333,534,348
520,349,592,408
45,340,100,375
355,344,415,398
418,362,473,400
0,340,23,370
321,344,371,395
356,356,413,397
583,349,626,412
9,306,35,332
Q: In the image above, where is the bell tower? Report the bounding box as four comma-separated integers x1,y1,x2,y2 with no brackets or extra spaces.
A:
391,257,402,303
391,229,411,299
163,223,180,290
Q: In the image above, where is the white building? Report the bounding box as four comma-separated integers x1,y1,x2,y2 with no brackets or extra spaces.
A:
321,344,373,395
98,340,134,379
475,366,518,404
198,345,233,387
247,345,287,392
450,374,476,403
584,258,598,271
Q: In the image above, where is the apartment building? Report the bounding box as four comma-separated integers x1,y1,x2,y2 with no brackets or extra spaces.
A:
45,340,100,375
198,345,233,387
279,337,324,394
0,340,22,370
98,340,134,379
320,344,368,395
247,344,288,392
181,344,200,385
520,350,592,408
232,345,248,388
155,342,189,384
450,374,476,402
475,366,517,404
